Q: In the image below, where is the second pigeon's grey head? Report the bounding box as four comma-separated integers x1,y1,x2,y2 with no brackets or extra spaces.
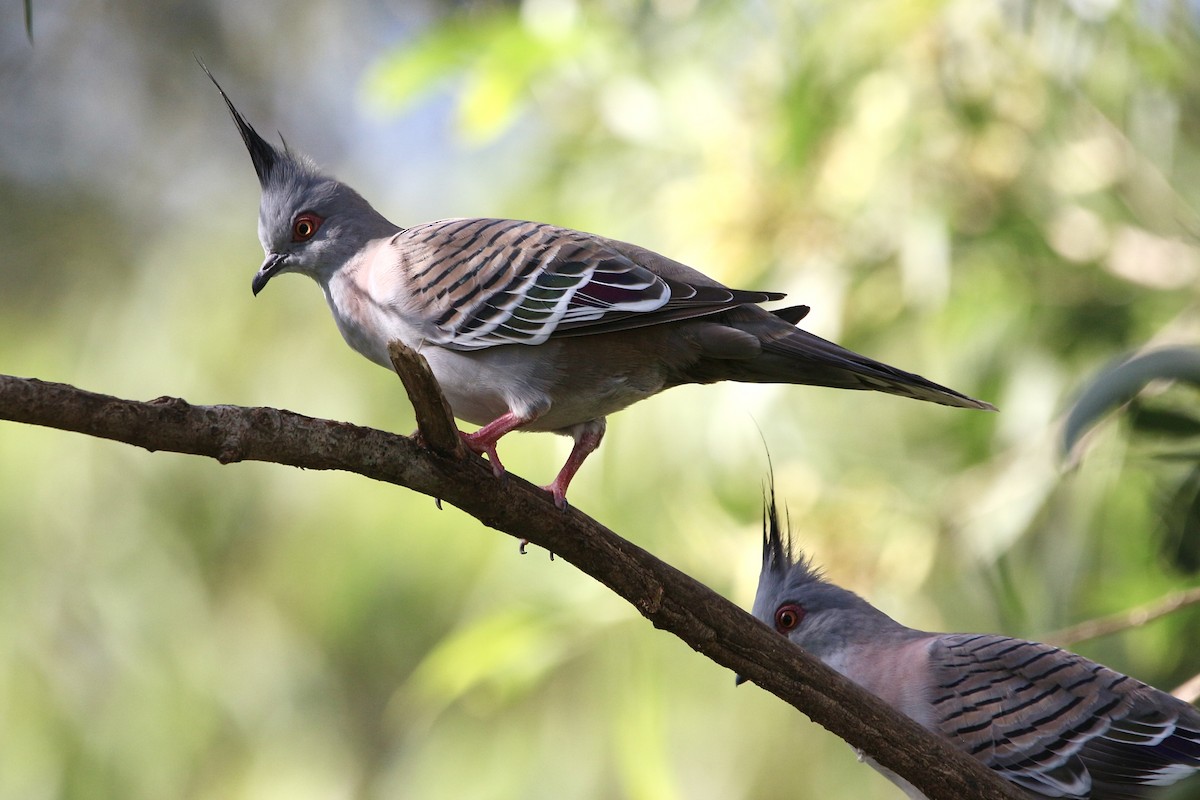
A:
751,487,900,662
202,65,396,294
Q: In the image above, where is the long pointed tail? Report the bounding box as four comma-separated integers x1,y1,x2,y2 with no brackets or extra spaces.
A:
755,323,995,411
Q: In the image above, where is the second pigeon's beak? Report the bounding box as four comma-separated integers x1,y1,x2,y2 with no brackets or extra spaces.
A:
734,674,748,686
252,252,288,296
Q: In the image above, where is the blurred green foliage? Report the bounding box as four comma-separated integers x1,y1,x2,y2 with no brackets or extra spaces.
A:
2,0,1200,798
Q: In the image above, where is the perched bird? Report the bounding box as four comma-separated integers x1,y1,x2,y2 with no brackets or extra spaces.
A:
747,492,1200,799
205,66,993,507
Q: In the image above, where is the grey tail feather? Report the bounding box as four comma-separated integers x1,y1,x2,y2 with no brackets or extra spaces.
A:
761,326,996,411
772,304,810,325
195,56,280,187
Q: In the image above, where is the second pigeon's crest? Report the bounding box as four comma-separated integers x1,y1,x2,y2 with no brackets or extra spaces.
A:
761,481,818,581
755,480,831,627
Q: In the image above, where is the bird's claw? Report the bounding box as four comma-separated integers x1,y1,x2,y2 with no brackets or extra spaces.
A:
541,484,570,511
459,431,506,478
517,538,555,560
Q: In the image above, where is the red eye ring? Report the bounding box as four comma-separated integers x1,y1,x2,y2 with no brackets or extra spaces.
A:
292,213,323,242
774,603,805,633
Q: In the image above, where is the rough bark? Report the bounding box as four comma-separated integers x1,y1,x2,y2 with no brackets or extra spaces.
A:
0,350,1026,800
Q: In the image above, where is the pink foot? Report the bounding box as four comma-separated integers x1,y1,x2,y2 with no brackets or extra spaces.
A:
460,429,506,477
541,423,605,510
541,480,570,510
460,411,530,478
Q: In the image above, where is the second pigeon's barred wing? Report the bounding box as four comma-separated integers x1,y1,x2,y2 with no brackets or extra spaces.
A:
1079,694,1200,797
928,634,1112,797
394,218,783,350
928,633,1200,799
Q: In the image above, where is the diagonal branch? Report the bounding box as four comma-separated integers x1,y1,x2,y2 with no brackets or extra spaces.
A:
0,365,1025,800
1175,672,1200,704
1044,586,1200,648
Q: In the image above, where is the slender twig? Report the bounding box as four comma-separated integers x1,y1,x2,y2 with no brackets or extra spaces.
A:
1174,672,1200,704
0,368,1025,800
1044,586,1200,648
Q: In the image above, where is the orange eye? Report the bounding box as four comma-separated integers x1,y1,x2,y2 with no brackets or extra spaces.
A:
774,603,805,633
292,213,322,242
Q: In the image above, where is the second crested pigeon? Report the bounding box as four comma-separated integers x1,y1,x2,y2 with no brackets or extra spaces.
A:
747,491,1200,799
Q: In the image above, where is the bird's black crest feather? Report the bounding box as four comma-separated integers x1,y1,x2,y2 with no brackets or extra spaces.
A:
762,471,821,584
196,57,280,187
763,474,795,574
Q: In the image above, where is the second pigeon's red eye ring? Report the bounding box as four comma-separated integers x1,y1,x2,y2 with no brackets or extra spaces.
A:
292,213,323,242
774,603,805,632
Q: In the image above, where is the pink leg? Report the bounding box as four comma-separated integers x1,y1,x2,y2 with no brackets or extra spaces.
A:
519,428,603,555
460,411,531,478
543,424,605,510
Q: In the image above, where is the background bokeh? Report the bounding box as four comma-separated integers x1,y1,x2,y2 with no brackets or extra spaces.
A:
3,1,1200,798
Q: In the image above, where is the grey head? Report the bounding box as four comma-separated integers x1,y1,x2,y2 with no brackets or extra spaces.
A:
750,486,906,663
199,62,399,294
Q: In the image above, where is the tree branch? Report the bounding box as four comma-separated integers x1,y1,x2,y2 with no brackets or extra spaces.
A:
1044,586,1200,648
388,341,464,458
1174,671,1200,704
0,364,1024,800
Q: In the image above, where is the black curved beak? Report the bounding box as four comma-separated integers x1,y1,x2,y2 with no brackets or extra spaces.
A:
252,252,288,296
734,674,748,686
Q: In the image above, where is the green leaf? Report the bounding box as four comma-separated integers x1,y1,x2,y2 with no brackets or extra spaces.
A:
363,10,585,143
362,16,512,115
1160,466,1200,574
1128,402,1200,440
1062,347,1200,461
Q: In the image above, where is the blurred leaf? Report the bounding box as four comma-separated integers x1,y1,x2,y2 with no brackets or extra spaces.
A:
1160,467,1200,575
1151,452,1200,463
1129,402,1200,440
364,18,508,113
1062,347,1200,461
364,9,586,143
403,606,576,718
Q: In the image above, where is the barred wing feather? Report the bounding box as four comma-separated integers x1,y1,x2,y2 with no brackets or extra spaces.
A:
928,634,1200,799
397,218,782,350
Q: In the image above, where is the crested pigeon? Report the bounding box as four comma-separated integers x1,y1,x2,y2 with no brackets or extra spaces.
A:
747,492,1200,799
205,66,994,507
